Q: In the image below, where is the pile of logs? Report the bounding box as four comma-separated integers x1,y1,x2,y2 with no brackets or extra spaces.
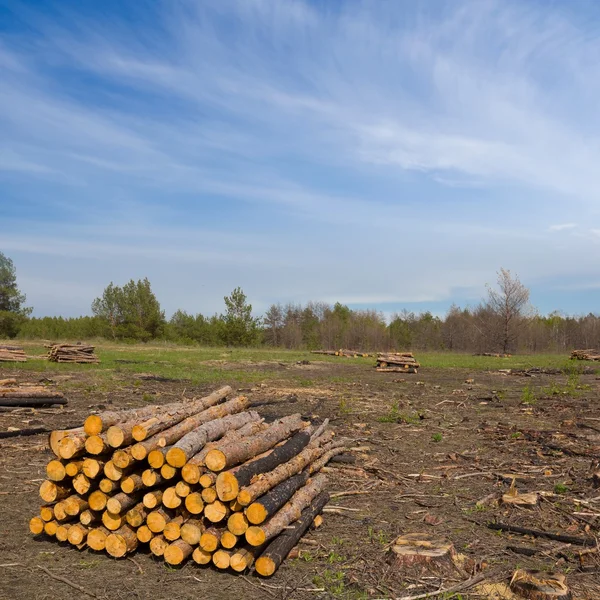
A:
376,352,420,373
0,345,27,362
570,349,600,362
47,344,99,364
0,379,66,408
473,352,511,358
311,349,374,358
30,386,345,576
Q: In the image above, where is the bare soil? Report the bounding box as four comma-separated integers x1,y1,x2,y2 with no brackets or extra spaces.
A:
1,358,599,599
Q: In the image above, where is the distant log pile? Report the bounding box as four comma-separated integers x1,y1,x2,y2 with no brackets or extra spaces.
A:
376,352,419,373
311,349,374,358
0,379,66,407
570,349,600,362
30,386,344,576
0,345,27,362
47,344,99,364
473,352,511,358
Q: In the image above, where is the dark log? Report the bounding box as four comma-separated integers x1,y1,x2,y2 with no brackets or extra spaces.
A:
255,491,329,576
0,427,49,439
216,430,311,502
0,397,67,407
487,522,596,546
246,472,309,525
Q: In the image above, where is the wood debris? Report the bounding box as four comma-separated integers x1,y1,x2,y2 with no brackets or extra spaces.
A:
376,352,420,373
30,386,344,576
0,380,66,407
0,345,27,362
311,349,374,357
570,349,600,361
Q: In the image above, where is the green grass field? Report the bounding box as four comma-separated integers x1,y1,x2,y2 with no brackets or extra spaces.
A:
1,341,594,385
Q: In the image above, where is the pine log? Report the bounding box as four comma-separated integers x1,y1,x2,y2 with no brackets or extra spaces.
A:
82,458,105,479
308,446,347,474
46,460,67,482
175,480,192,498
509,570,572,599
102,511,123,531
149,535,168,557
216,429,311,501
246,472,310,525
180,519,205,545
136,525,153,543
112,449,134,470
230,548,256,572
199,472,217,488
125,502,149,528
55,523,72,542
143,489,163,509
181,421,268,484
220,531,238,549
205,414,304,472
141,469,164,488
192,547,212,565
164,515,186,541
106,492,139,515
79,510,100,526
164,539,194,565
104,460,131,482
64,495,88,516
131,385,233,442
53,502,68,521
87,526,111,551
160,463,178,480
0,396,66,407
120,474,144,494
147,507,173,533
49,427,84,457
147,446,171,469
184,492,204,515
166,410,261,468
204,500,229,523
44,520,59,536
30,516,45,535
212,549,232,569
67,523,89,545
200,527,222,552
72,473,94,495
88,490,109,512
227,512,249,535
64,460,84,477
162,487,182,509
99,479,118,494
201,487,218,504
255,490,329,576
106,524,138,558
85,434,108,456
130,395,250,460
237,443,332,506
40,506,55,522
58,431,87,459
40,480,70,503
245,474,327,547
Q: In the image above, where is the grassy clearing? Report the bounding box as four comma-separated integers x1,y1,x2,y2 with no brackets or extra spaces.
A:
0,342,595,384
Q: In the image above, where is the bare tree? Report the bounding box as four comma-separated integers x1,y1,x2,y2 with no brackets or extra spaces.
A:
484,268,531,353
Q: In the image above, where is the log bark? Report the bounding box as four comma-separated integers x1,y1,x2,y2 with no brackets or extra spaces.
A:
308,446,347,474
87,526,111,551
132,386,233,441
181,421,268,484
246,472,309,525
164,539,194,565
106,524,138,558
130,395,250,460
216,429,311,501
510,569,572,599
205,414,304,472
245,474,327,547
166,410,261,468
0,396,66,407
255,490,329,576
237,443,333,506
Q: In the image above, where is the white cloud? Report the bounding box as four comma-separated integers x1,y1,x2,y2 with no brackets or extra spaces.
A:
549,223,577,232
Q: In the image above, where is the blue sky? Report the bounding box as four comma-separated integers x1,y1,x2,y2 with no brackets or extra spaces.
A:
1,0,599,319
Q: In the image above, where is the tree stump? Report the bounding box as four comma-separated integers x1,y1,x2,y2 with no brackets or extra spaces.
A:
389,533,459,578
510,570,572,600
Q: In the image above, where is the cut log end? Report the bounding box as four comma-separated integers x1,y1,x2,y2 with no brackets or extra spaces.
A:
68,524,88,545
160,464,178,480
199,472,216,488
88,491,108,512
245,526,266,547
132,424,148,442
112,451,133,470
510,570,572,600
204,500,228,523
216,471,239,502
87,527,109,551
227,512,249,536
237,489,252,507
193,547,212,565
164,540,193,565
147,510,168,533
204,449,227,472
221,531,238,549
390,533,457,574
184,492,204,515
163,487,182,509
200,530,220,552
46,460,66,482
147,448,166,469
149,535,168,557
131,444,147,461
231,549,254,573
136,525,153,543
255,556,276,577
166,447,187,468
84,414,103,436
181,463,200,484
212,549,231,569
102,511,123,531
30,516,45,535
246,503,268,525
85,436,105,456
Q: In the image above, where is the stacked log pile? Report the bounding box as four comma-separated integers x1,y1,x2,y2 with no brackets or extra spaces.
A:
29,385,344,576
311,349,374,358
570,349,600,361
376,352,420,373
47,344,99,364
0,345,27,362
0,379,66,408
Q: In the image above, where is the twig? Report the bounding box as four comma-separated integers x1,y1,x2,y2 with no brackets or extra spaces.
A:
37,565,97,598
330,490,372,499
240,575,276,598
393,571,489,600
127,556,144,574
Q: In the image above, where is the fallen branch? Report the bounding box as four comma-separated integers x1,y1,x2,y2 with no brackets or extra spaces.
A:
487,522,597,546
37,565,97,598
394,571,490,600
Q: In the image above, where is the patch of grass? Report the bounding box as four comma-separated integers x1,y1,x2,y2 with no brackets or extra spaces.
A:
142,392,155,402
295,377,315,387
327,550,346,564
338,397,352,415
521,385,536,404
431,432,443,443
313,569,346,596
367,527,390,546
510,431,522,439
554,482,569,494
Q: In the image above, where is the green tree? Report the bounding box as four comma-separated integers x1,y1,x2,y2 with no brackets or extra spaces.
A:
0,252,31,338
92,278,165,341
220,287,261,346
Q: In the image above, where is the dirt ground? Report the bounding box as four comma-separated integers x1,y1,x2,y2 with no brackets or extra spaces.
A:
1,357,599,599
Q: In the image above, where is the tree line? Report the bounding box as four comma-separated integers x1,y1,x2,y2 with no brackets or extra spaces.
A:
1,252,598,352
